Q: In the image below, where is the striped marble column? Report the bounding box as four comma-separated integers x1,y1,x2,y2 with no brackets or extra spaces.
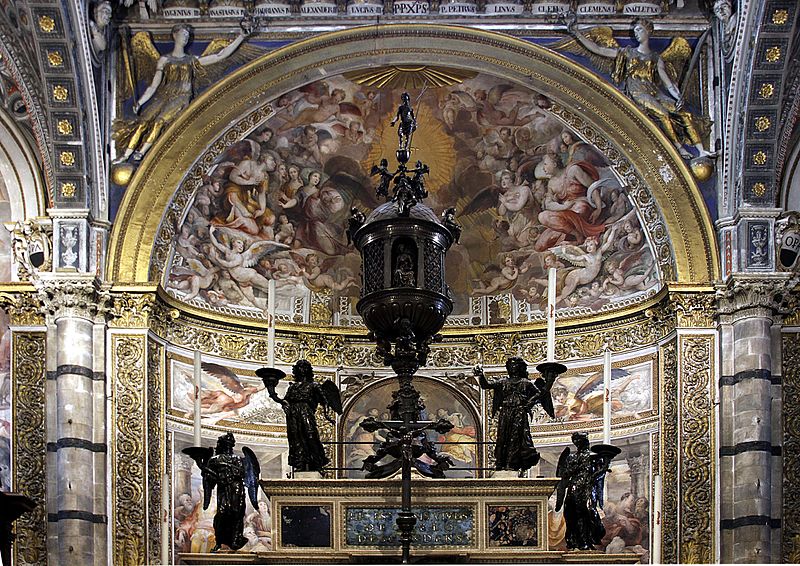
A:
718,278,787,563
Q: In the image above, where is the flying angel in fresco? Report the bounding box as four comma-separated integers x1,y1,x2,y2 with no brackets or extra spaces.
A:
550,17,715,159
187,362,263,423
113,23,262,163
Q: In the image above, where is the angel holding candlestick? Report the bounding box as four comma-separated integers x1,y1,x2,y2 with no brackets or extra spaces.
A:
113,23,262,164
553,17,715,160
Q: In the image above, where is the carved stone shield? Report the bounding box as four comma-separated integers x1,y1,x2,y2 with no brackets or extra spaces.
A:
779,228,800,270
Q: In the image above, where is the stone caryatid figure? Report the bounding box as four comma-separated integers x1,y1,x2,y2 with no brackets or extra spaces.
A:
182,432,261,552
553,16,716,160
259,360,343,473
474,357,555,473
555,432,620,550
113,23,259,164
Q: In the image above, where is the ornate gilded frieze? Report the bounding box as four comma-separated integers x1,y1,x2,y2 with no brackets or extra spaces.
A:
783,332,800,563
147,338,165,564
670,290,716,328
111,334,147,566
298,333,345,367
660,340,678,564
11,332,47,566
678,334,714,563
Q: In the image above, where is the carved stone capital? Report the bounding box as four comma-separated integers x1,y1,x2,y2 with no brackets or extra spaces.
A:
34,276,109,321
0,291,46,326
669,290,716,328
716,275,797,318
107,292,156,328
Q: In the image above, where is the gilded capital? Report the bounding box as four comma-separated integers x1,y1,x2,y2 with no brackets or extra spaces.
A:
107,292,156,328
669,290,716,328
0,291,46,326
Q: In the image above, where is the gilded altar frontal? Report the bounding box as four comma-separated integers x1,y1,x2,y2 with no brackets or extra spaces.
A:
0,1,799,564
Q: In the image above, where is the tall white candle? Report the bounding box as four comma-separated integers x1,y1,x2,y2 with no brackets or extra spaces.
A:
546,267,556,362
193,350,201,447
161,472,170,565
652,474,662,564
603,348,611,444
267,279,276,367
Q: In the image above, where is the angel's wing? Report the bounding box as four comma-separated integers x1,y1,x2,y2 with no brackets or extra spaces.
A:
574,370,603,399
547,27,619,77
660,37,692,88
242,240,290,267
461,184,501,217
202,362,244,394
319,379,343,414
554,446,570,512
552,244,588,267
194,39,265,91
242,447,261,508
120,31,161,101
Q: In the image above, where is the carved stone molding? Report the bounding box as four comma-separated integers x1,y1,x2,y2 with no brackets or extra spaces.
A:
660,340,678,564
678,334,715,563
34,276,109,321
783,332,800,563
11,332,47,566
670,291,716,328
0,292,46,326
111,333,147,566
146,338,164,565
108,292,156,328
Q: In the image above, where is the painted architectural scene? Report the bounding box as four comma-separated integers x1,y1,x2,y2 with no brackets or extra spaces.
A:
340,376,480,478
165,72,659,324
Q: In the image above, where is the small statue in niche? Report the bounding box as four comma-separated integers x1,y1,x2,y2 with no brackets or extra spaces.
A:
371,158,394,200
89,1,113,55
390,92,416,151
393,244,416,287
259,360,343,473
113,22,260,164
182,432,261,552
474,357,555,473
553,17,716,160
442,207,462,244
555,432,620,550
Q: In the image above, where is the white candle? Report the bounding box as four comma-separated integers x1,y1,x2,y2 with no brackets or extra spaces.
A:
161,472,170,565
603,348,611,444
193,350,201,447
652,474,662,564
267,279,276,367
546,267,556,362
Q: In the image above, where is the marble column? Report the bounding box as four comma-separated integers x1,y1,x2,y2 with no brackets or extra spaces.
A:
37,276,108,566
717,277,789,563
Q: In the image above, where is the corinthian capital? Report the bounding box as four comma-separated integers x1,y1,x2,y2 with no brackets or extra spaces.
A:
716,274,798,317
34,275,109,321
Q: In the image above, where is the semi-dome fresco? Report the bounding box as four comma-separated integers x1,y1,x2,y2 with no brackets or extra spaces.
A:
165,71,660,325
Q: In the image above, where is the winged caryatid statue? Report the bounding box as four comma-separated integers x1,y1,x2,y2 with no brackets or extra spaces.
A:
551,16,715,160
555,432,620,550
258,359,343,473
182,432,261,552
474,357,555,474
113,22,262,164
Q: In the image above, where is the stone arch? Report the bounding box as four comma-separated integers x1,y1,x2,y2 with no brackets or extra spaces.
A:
107,24,719,287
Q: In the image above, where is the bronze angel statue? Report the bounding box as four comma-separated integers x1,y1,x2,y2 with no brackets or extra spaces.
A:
258,360,343,473
113,23,262,164
555,432,620,550
182,432,261,552
552,17,715,160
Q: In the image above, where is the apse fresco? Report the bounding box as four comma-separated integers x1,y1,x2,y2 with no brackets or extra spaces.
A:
172,433,280,555
544,358,655,425
169,358,284,425
166,73,660,324
340,377,479,478
0,309,9,492
539,433,653,562
0,176,13,282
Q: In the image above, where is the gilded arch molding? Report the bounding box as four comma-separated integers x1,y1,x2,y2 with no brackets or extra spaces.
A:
108,24,719,286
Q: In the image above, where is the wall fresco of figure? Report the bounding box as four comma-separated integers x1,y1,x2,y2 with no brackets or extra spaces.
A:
340,377,479,478
166,72,659,324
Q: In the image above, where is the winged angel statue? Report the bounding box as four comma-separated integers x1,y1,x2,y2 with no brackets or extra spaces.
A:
113,23,262,164
183,432,260,552
551,17,715,160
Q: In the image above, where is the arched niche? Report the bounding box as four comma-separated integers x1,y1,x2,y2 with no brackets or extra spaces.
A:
108,24,719,290
339,375,481,478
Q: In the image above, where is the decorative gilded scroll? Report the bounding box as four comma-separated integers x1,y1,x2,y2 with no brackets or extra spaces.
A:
678,334,714,563
147,338,165,564
0,291,45,326
11,332,47,566
660,340,678,563
783,332,800,563
112,334,147,566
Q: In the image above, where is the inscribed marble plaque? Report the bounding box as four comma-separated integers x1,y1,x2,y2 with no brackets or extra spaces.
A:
345,506,474,546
